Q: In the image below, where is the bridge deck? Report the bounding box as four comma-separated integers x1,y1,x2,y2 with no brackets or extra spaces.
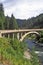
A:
0,29,43,33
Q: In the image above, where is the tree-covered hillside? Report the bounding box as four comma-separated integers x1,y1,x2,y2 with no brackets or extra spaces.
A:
17,14,43,29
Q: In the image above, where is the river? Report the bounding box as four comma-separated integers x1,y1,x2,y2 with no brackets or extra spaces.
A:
24,39,43,65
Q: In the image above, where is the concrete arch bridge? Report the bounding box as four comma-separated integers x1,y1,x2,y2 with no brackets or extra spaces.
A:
20,31,40,41
0,29,43,42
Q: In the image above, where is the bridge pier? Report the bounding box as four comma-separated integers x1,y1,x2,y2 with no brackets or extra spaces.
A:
13,33,14,40
20,33,23,38
3,34,5,38
8,34,10,39
17,33,20,40
0,33,2,37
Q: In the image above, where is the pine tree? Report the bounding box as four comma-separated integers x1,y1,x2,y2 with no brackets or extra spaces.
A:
0,3,5,30
9,14,18,29
4,16,10,29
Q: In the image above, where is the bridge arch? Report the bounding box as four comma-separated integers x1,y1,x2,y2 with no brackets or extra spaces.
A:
20,31,40,42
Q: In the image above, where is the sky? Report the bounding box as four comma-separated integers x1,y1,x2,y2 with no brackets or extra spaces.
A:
0,0,43,19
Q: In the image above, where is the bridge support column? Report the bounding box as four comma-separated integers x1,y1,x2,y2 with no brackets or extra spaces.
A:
8,34,10,39
20,33,23,38
13,33,14,40
17,33,19,40
0,33,2,37
3,34,5,38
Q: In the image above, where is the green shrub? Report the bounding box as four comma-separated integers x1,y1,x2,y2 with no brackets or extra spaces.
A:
0,38,39,65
